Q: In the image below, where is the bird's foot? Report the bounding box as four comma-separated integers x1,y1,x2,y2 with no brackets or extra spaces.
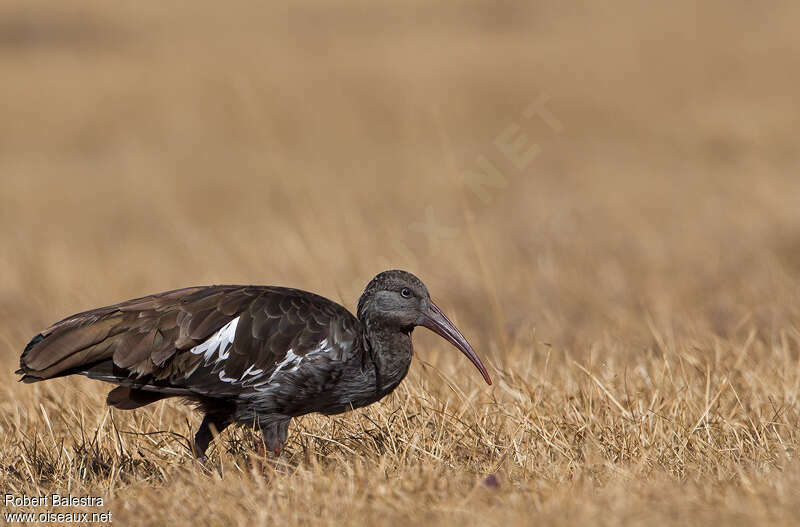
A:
249,441,287,473
192,454,215,472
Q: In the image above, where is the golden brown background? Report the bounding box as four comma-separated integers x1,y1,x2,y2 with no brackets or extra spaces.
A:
1,1,800,525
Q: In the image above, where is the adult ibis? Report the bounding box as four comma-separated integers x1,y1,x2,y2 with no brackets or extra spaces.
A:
17,270,491,460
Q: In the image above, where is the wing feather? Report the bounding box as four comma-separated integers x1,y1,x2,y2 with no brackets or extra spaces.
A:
19,285,360,401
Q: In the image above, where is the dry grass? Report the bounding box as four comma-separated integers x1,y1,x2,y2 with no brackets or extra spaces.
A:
2,0,800,525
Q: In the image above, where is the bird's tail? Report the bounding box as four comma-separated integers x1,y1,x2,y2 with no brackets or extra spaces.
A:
17,309,125,383
18,319,178,411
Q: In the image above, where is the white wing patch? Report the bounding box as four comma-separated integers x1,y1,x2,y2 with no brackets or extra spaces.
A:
268,349,302,381
238,364,264,381
188,322,334,388
245,338,333,391
190,316,239,364
219,370,239,383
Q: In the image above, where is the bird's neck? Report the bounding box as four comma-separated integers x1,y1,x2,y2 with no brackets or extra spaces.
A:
362,322,414,396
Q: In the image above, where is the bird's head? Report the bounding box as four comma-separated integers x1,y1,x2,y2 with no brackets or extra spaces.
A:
357,270,492,385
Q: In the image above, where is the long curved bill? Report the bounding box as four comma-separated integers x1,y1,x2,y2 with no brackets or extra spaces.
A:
420,301,492,385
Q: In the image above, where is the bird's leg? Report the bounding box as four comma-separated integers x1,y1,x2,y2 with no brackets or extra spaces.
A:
192,413,232,462
251,418,290,471
263,419,290,455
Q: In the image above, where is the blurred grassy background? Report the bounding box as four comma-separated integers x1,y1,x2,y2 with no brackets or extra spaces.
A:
2,1,800,525
2,1,799,340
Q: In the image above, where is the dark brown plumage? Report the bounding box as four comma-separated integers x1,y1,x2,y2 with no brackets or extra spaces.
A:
17,270,491,460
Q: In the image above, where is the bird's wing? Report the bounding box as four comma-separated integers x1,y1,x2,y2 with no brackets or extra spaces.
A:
18,285,361,398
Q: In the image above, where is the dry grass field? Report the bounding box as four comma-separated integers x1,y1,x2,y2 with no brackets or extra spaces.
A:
2,1,800,525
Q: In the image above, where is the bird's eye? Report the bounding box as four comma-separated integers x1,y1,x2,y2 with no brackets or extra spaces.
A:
400,288,412,298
